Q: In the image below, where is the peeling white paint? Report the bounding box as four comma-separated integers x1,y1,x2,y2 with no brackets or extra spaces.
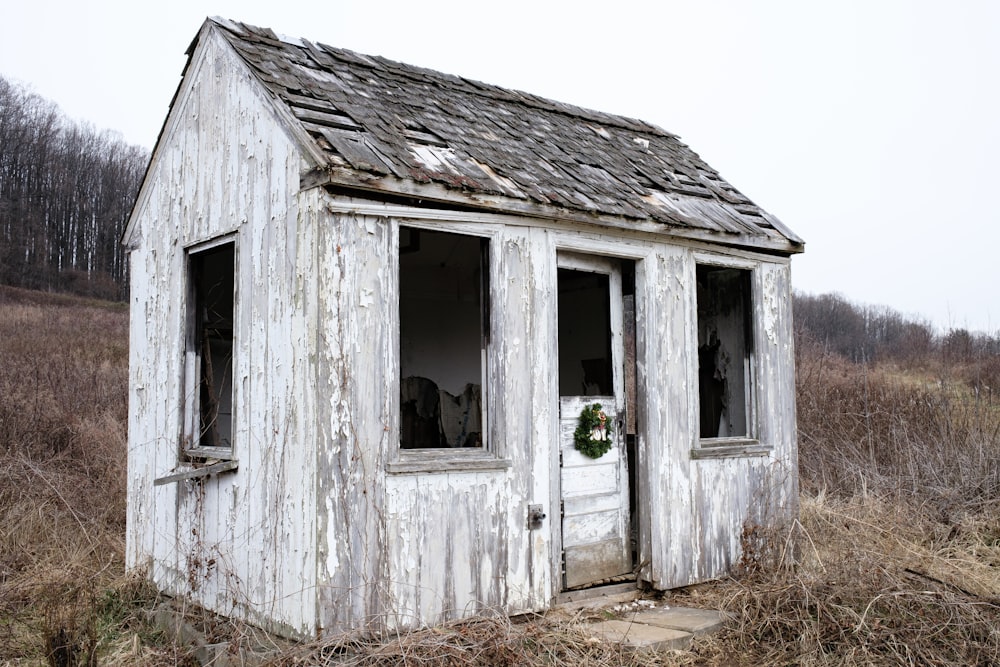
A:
127,22,799,643
125,26,319,638
359,287,374,309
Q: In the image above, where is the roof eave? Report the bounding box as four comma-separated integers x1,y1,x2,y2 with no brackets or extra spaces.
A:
303,166,805,256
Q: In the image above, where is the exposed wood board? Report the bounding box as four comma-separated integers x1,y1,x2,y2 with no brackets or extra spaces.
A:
689,443,773,459
305,167,801,254
320,129,394,176
563,508,622,547
153,460,238,485
292,106,362,131
564,539,630,589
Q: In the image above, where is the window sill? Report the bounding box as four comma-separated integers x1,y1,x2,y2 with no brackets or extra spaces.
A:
387,449,512,474
691,439,772,459
184,445,236,461
154,460,239,485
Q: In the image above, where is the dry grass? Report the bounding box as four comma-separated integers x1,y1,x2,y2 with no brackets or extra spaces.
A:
261,613,703,667
0,286,189,665
2,285,999,665
796,337,1000,505
702,495,1000,665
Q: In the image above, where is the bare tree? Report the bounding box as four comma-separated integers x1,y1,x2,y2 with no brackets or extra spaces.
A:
0,75,148,299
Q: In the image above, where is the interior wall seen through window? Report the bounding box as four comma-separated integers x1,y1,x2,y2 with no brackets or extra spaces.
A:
696,264,751,439
190,243,235,450
399,227,487,449
557,268,613,397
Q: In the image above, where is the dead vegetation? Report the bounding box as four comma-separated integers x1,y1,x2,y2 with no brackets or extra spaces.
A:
0,286,186,665
262,613,693,667
2,284,1000,665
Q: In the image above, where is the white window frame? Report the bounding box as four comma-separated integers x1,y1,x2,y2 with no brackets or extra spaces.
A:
181,234,238,463
388,220,510,474
690,253,770,458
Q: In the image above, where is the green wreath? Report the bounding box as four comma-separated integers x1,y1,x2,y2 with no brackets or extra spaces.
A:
574,403,613,459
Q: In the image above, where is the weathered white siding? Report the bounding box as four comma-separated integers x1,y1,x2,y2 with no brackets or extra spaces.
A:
303,200,799,633
312,213,549,634
125,27,319,636
311,209,391,635
126,29,798,638
643,250,797,587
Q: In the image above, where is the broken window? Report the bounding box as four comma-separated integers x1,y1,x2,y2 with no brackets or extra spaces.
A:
184,240,235,456
558,268,613,396
696,264,753,439
399,227,488,449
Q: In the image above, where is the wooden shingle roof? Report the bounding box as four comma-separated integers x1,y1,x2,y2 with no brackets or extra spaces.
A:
202,17,803,253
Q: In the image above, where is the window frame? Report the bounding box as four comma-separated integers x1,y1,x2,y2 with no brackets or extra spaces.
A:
181,234,238,463
388,221,510,474
691,253,768,457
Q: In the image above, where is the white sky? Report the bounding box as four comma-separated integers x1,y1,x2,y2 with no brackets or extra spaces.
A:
3,1,998,333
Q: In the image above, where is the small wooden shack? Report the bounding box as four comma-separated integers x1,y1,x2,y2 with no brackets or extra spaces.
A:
124,17,804,639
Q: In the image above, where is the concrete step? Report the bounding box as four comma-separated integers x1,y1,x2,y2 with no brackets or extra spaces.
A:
582,606,728,652
586,619,694,651
630,606,728,636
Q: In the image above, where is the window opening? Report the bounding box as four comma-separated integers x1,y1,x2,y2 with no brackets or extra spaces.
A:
399,227,488,449
557,268,612,396
187,242,235,453
696,264,752,439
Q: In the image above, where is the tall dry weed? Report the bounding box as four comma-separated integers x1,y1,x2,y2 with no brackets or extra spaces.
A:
706,334,1000,665
0,287,176,664
705,494,1000,665
796,336,1000,509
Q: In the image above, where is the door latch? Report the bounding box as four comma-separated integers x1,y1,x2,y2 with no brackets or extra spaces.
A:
527,504,546,529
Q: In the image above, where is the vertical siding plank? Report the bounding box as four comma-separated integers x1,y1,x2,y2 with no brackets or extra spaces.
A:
127,27,318,637
644,247,695,588
314,211,394,635
525,226,554,608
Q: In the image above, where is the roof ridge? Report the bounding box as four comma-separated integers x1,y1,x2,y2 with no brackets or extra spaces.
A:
211,17,676,140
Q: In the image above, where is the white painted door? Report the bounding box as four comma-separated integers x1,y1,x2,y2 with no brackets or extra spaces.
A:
557,254,631,590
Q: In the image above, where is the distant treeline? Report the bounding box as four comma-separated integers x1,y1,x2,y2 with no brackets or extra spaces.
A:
795,291,1000,368
2,72,997,367
0,75,149,300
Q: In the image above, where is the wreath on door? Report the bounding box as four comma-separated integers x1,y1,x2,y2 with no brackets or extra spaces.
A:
574,403,613,459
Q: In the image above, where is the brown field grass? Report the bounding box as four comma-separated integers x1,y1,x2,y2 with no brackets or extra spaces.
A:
0,286,188,665
2,285,999,665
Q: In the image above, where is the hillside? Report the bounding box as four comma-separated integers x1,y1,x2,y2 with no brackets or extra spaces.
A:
1,285,999,665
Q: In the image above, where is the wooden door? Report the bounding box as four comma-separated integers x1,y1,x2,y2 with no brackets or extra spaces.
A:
557,254,631,590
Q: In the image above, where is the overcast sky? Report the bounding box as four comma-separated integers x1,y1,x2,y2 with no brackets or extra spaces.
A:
3,1,998,333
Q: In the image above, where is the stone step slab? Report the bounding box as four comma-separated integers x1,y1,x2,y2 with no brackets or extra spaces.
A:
583,606,728,652
628,606,729,636
586,619,693,651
